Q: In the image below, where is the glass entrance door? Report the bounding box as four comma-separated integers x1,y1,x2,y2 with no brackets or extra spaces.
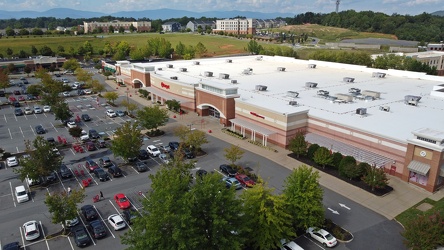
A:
208,106,220,118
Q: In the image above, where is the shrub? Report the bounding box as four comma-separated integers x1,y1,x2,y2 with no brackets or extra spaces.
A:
339,156,360,179
330,152,343,169
307,144,320,160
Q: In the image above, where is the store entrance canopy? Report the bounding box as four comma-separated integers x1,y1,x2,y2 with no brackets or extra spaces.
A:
145,87,192,103
407,160,431,176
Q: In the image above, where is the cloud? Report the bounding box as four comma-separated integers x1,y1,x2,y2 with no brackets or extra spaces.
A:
406,0,439,6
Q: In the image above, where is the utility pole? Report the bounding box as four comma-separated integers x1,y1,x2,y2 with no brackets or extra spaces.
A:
336,0,340,13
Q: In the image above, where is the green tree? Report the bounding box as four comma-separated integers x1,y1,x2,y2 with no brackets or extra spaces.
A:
246,40,263,55
5,27,15,36
288,131,307,158
75,68,93,83
91,79,105,94
57,45,65,53
402,211,444,250
52,101,73,123
120,99,138,115
313,146,332,169
39,45,53,56
307,143,320,160
223,144,244,166
108,25,114,33
44,189,86,233
339,156,360,180
136,105,169,132
62,58,80,72
119,26,125,33
174,125,192,142
362,165,389,191
69,126,83,141
165,99,180,111
283,165,324,230
109,122,143,161
31,45,38,55
195,42,207,57
175,41,186,56
129,24,136,32
6,48,13,58
0,69,9,91
82,41,94,55
185,130,209,153
7,63,15,73
14,136,63,182
330,152,343,169
102,91,119,105
24,65,32,76
241,182,294,250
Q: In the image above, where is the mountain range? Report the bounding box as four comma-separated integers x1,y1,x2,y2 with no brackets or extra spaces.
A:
0,8,295,20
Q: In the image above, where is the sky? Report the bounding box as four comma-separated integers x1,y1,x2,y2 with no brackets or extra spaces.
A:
0,0,442,15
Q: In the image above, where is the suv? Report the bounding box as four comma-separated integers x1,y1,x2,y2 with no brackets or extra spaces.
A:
85,160,99,172
99,157,113,168
23,221,40,241
88,129,100,139
93,168,109,182
146,145,161,157
81,114,91,121
168,141,180,151
106,109,116,118
15,185,29,203
6,156,19,167
60,164,72,178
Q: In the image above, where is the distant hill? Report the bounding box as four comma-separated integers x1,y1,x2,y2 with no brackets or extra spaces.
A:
0,8,294,20
431,11,444,16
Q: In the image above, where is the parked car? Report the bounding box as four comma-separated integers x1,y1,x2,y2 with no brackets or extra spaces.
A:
54,73,61,77
33,106,42,114
85,160,99,172
72,226,90,247
85,141,96,151
159,145,171,153
23,221,40,241
26,176,42,186
84,89,92,94
108,165,123,177
106,109,116,118
35,125,46,134
223,177,242,190
93,168,109,182
2,242,21,250
80,130,89,141
13,101,20,107
122,208,139,225
196,169,208,179
96,139,106,148
135,162,148,172
24,107,33,115
138,149,150,160
67,121,77,128
115,110,126,117
13,90,21,95
281,240,304,250
14,108,23,116
27,94,36,100
44,171,57,184
43,105,51,112
306,227,337,248
219,164,237,177
15,185,29,203
88,129,100,139
168,141,180,151
108,214,126,230
147,145,161,157
0,90,4,97
88,220,106,239
99,157,113,168
181,148,195,159
18,96,25,101
6,156,19,167
80,205,98,221
60,164,73,178
9,96,17,102
81,113,91,121
235,174,255,187
62,91,71,97
159,153,171,164
66,217,79,228
114,193,131,209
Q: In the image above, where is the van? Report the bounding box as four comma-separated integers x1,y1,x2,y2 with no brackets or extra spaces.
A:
15,185,29,203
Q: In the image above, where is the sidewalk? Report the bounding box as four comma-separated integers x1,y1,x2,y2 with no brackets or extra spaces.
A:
105,80,444,220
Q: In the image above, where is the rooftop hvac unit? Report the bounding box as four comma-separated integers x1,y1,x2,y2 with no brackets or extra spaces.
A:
326,96,337,101
305,82,318,88
404,95,421,102
317,90,329,96
372,72,386,78
308,64,316,69
170,76,178,80
179,68,187,72
166,64,173,68
242,68,253,75
157,67,163,71
193,61,200,65
343,77,355,83
226,59,232,63
289,101,298,106
219,73,229,79
204,71,213,77
256,56,263,61
365,96,375,101
336,93,353,102
255,85,267,91
349,88,361,94
231,80,238,84
362,90,381,99
286,91,299,98
356,108,367,115
277,67,286,72
379,106,390,112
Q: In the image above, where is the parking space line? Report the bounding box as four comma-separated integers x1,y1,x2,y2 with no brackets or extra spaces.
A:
214,169,248,190
29,125,36,136
127,199,143,217
39,221,51,250
70,165,86,189
19,226,25,249
77,211,96,246
14,114,17,121
66,231,75,250
50,122,59,133
4,114,7,123
9,182,17,207
8,128,12,139
69,148,76,155
26,181,35,203
108,200,133,231
93,205,116,238
303,235,326,249
16,147,19,153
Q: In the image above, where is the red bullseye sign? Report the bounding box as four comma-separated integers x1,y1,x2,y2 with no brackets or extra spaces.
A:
161,82,170,89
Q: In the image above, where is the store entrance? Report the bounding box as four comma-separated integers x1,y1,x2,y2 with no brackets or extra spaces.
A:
208,106,220,118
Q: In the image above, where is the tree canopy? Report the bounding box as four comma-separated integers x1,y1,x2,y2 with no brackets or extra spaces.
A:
136,105,169,132
109,121,143,161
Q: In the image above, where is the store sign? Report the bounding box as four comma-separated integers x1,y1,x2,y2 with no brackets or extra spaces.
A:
250,111,265,119
161,82,170,89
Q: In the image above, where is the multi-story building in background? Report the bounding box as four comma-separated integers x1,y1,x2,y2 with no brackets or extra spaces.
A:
83,20,151,34
214,18,256,35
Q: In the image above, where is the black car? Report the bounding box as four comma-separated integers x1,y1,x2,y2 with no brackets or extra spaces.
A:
80,205,98,221
88,220,106,239
2,242,20,250
27,94,36,100
14,108,23,116
168,141,180,151
219,164,237,177
46,137,56,146
182,148,195,159
72,226,90,247
96,139,106,148
35,125,46,134
0,90,5,97
88,129,100,139
122,209,139,225
55,73,61,77
60,164,73,178
98,157,113,168
135,162,148,172
108,165,123,177
81,114,91,121
13,101,20,107
93,168,109,181
44,171,57,183
138,149,150,160
196,169,208,179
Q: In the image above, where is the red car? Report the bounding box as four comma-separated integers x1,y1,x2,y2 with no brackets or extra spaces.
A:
85,141,96,151
114,193,131,209
9,96,17,102
235,174,255,187
18,96,26,101
14,90,21,95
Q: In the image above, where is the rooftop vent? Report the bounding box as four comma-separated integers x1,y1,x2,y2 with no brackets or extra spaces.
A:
362,90,381,99
226,59,232,63
193,61,200,65
289,101,298,106
317,90,329,96
379,106,390,112
204,71,213,77
179,68,187,72
277,67,286,72
170,76,178,80
231,80,238,84
242,68,253,75
349,88,361,94
372,72,386,78
256,56,263,61
286,91,299,98
305,82,318,88
157,67,163,71
405,95,421,106
308,64,316,69
255,85,267,91
343,77,355,83
356,108,367,115
336,93,353,102
166,64,173,68
219,73,230,79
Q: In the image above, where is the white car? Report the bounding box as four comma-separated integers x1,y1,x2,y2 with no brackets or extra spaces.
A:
62,78,69,83
23,220,40,241
63,91,71,97
84,89,92,94
281,240,304,250
15,185,29,203
33,106,42,114
6,156,19,167
159,153,170,164
65,217,79,228
43,105,51,112
108,214,126,230
80,130,89,141
24,107,33,115
147,145,161,157
306,227,337,248
106,109,116,118
67,121,77,128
